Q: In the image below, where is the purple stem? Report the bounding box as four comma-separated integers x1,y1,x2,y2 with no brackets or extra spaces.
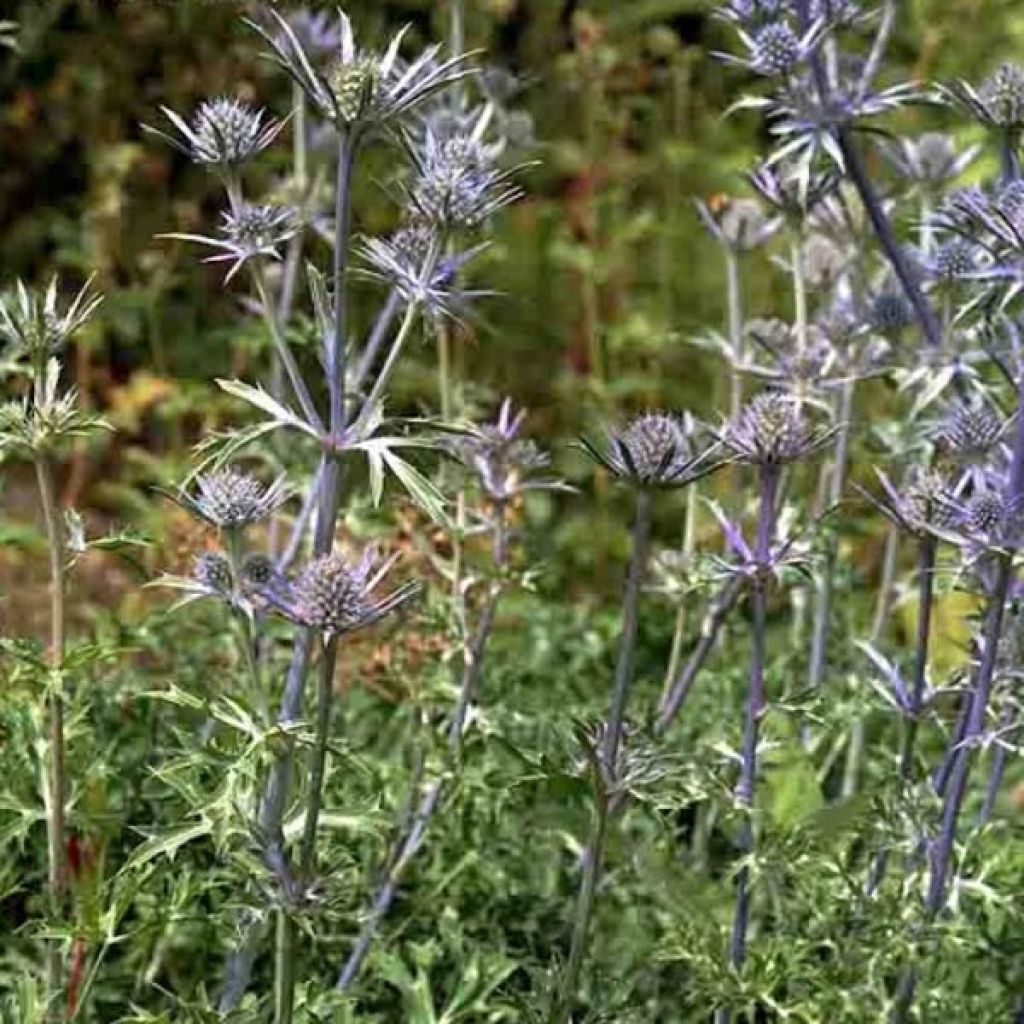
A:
726,464,779,987
867,534,936,894
978,701,1013,826
550,488,654,1024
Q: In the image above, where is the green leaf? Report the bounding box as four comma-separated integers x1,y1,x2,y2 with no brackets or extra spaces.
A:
121,820,212,873
761,742,823,831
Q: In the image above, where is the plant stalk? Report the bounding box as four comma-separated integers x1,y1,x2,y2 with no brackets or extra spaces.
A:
35,453,67,1024
551,488,653,1024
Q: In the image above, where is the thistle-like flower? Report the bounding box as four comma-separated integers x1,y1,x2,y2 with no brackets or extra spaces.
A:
175,468,291,530
273,547,419,636
0,277,102,359
249,9,473,133
927,239,982,285
933,397,1006,463
694,196,779,252
867,288,915,337
162,204,297,283
193,551,234,596
146,97,284,167
747,161,838,226
880,133,978,192
406,128,523,228
582,412,723,489
859,466,959,537
447,400,563,503
717,14,825,78
358,227,488,320
939,62,1024,129
722,391,836,465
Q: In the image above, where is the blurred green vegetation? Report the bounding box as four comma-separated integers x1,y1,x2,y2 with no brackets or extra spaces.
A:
2,0,1024,580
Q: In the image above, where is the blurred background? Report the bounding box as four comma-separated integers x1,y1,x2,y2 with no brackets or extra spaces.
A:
2,0,1023,628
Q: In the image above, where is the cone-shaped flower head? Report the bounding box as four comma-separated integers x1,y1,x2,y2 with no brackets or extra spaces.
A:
584,411,722,489
250,9,474,133
286,547,419,636
940,62,1024,129
408,128,523,228
178,468,291,530
193,551,233,594
147,97,284,166
723,391,835,465
934,397,1005,462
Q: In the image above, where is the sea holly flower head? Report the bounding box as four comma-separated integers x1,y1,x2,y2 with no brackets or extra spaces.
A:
933,397,1006,463
193,551,233,596
250,8,474,134
176,468,291,530
717,11,826,78
867,288,915,338
271,547,419,637
940,62,1024,130
695,196,779,252
406,127,523,229
358,228,488,321
146,97,284,167
722,391,836,465
928,239,983,285
0,277,102,360
447,400,562,503
747,161,838,226
859,466,959,537
582,411,722,489
880,133,978,191
162,204,297,283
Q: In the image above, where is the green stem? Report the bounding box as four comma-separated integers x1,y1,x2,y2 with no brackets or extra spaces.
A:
35,453,66,1023
273,911,294,1024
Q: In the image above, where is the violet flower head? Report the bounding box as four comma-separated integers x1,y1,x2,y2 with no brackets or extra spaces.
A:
867,287,915,338
193,550,233,596
940,62,1024,129
880,133,978,192
748,161,838,226
0,277,102,359
358,225,488,320
448,400,561,503
278,547,419,637
163,204,297,283
582,411,722,489
249,9,474,133
933,397,1006,464
146,97,284,167
177,468,291,530
407,127,523,229
859,465,959,538
722,391,836,466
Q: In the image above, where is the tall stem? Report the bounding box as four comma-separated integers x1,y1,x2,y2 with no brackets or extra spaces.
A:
867,535,936,892
808,379,854,690
551,489,653,1024
726,248,744,420
220,130,360,1010
300,639,337,878
35,453,66,1023
727,465,778,986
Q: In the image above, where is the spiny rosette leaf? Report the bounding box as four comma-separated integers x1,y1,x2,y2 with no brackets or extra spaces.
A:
272,547,419,637
146,96,284,166
583,411,723,489
722,391,836,465
175,468,291,530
